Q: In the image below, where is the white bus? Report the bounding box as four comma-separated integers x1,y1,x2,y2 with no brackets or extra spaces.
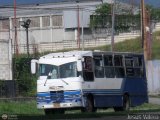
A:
31,51,148,114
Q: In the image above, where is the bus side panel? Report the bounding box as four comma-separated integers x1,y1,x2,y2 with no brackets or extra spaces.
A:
123,78,148,107
94,95,123,107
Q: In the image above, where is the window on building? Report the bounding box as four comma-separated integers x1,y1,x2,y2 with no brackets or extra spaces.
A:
23,17,40,28
83,57,94,81
0,19,9,30
42,16,50,27
52,15,62,27
12,18,20,29
94,55,104,78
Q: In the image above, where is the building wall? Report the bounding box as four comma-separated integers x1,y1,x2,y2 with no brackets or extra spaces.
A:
147,60,160,95
0,31,12,80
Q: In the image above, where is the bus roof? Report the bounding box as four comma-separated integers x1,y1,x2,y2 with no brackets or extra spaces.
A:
40,51,92,59
40,50,143,59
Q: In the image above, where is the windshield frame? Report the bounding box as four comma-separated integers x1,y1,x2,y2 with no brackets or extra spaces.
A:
39,62,78,79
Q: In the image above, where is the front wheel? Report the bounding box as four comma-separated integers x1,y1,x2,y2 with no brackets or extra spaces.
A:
81,96,96,113
44,109,65,115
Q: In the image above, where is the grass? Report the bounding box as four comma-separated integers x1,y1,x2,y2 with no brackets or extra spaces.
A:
88,31,160,60
0,100,43,115
0,100,160,119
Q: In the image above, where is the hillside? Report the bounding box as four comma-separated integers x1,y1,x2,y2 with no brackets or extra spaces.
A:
86,31,160,60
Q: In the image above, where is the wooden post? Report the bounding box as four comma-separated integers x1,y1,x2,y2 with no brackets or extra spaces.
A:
141,0,148,61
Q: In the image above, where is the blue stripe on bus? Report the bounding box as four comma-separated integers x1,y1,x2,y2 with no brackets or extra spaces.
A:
37,90,82,103
82,89,122,95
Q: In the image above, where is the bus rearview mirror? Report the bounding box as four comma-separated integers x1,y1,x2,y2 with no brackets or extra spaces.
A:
77,60,82,71
31,59,38,74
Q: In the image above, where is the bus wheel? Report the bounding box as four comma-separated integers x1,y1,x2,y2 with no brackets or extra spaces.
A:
122,95,130,111
114,95,130,112
44,109,53,115
81,96,96,113
53,109,65,114
114,107,123,112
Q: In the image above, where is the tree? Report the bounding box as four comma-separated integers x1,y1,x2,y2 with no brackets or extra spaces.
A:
90,3,141,33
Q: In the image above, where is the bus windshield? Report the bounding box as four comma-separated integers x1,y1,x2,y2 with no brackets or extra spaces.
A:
39,62,77,79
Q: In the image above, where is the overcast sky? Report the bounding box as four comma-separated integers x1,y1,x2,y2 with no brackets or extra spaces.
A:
0,0,160,7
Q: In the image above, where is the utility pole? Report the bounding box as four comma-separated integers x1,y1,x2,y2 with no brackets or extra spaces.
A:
111,0,115,52
21,19,31,58
14,0,19,56
76,0,80,49
141,0,147,61
81,9,84,51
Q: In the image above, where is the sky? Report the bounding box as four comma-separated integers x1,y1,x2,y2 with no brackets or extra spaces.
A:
0,0,160,7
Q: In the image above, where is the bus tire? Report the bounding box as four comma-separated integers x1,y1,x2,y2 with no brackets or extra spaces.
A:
44,109,52,115
44,109,65,115
81,96,96,113
114,95,130,112
54,109,65,114
122,95,130,111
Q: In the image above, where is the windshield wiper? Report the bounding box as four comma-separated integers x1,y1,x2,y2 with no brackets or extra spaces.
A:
60,79,69,85
44,72,52,86
44,77,48,86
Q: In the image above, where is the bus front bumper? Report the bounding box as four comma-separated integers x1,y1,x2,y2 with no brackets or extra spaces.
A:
37,102,82,109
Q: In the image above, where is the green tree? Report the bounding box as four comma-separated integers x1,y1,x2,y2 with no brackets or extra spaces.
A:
90,3,141,33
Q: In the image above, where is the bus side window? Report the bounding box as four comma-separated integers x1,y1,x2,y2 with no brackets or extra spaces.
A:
125,57,134,77
133,56,144,77
114,55,125,78
104,55,115,78
83,57,94,81
94,55,104,78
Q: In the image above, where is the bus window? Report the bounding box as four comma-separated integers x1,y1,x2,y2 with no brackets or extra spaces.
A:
83,57,94,81
125,57,134,77
133,56,144,77
104,55,113,66
114,55,125,78
125,56,144,78
104,55,115,78
94,55,104,78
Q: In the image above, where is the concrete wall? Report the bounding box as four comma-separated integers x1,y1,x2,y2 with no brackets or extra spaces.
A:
0,31,12,80
147,60,160,95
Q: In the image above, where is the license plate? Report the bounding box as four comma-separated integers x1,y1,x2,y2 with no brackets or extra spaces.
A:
53,103,60,108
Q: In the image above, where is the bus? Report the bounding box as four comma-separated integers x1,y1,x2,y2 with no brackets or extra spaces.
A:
31,51,148,114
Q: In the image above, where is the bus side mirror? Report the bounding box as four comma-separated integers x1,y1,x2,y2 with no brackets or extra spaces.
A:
77,60,82,71
31,59,38,74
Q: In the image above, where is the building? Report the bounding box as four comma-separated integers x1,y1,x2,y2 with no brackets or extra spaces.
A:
0,0,139,53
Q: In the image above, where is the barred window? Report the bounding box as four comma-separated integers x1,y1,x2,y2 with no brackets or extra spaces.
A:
42,16,50,27
23,17,40,28
0,19,9,30
52,15,62,27
12,18,20,29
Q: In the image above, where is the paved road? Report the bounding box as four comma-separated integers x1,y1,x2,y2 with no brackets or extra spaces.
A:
149,97,160,105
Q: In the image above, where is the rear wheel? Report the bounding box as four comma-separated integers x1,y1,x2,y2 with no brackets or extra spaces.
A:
114,95,130,112
123,95,130,111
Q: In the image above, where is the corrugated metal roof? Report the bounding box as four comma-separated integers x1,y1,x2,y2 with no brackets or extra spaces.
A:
0,1,102,17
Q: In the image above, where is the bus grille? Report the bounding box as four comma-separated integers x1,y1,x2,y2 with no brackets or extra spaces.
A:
50,91,64,102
